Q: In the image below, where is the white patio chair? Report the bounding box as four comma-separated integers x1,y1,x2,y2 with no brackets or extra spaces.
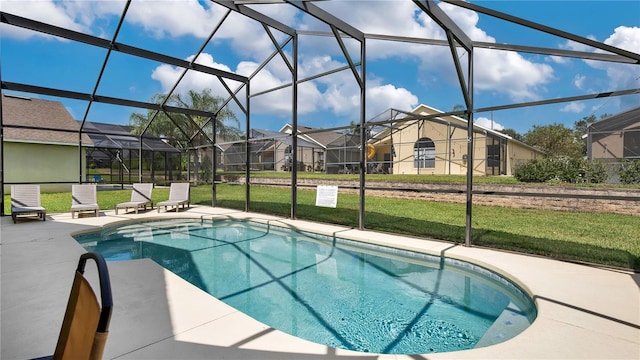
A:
11,185,46,223
71,184,99,218
115,183,153,214
157,183,190,212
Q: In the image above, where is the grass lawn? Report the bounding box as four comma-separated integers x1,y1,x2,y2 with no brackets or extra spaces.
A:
4,183,639,270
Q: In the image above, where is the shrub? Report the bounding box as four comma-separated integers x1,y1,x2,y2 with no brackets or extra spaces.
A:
514,159,549,182
618,159,640,184
585,159,608,183
514,157,608,184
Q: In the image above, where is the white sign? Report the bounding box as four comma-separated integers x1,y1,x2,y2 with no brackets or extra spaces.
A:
315,185,338,208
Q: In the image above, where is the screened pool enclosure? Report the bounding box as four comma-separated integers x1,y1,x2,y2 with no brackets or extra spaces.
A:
2,0,638,246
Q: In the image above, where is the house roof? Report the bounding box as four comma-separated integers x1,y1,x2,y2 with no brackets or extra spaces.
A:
81,121,181,153
252,128,323,149
588,106,640,132
278,124,345,148
2,93,93,145
411,104,516,139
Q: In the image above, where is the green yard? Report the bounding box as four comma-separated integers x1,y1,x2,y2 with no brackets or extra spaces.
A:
4,183,639,270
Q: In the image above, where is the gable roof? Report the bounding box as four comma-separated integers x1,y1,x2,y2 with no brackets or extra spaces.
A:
2,93,92,145
588,106,640,132
368,105,543,154
252,128,323,149
279,123,345,148
411,104,513,139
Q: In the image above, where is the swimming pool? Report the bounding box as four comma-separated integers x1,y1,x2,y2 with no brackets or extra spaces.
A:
74,218,537,355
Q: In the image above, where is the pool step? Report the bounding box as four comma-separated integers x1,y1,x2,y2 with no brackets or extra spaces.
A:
475,302,532,348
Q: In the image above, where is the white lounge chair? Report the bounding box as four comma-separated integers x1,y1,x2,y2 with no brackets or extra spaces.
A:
71,184,99,218
115,183,153,214
157,183,190,212
11,185,46,223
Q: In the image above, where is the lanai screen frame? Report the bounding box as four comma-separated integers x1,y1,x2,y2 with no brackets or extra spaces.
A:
1,0,639,247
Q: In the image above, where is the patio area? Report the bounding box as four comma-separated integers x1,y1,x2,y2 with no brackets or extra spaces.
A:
1,206,638,359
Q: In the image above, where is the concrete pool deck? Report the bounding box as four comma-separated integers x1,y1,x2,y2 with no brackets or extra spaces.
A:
1,206,639,359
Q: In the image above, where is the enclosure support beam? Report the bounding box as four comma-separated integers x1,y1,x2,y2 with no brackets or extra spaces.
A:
245,81,251,213
444,0,640,63
138,135,143,183
78,133,83,184
0,12,247,83
291,34,299,219
212,118,217,207
464,52,475,248
0,68,4,216
358,40,367,230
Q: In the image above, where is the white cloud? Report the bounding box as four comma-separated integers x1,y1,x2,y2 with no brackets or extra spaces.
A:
122,2,286,62
0,0,89,39
604,26,640,54
151,53,236,96
123,0,223,39
7,0,629,123
586,26,640,107
570,27,640,90
474,49,555,101
314,1,555,102
573,74,587,90
474,116,504,131
140,0,555,118
549,55,569,64
367,83,419,116
595,26,640,85
560,102,586,113
561,35,599,52
237,60,323,116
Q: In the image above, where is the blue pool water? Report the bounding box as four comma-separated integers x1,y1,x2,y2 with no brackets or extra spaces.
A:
74,218,536,354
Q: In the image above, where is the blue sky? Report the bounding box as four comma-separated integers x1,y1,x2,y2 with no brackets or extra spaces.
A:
1,0,639,135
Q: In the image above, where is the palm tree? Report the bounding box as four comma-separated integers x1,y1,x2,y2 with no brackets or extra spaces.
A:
130,89,241,184
451,104,469,120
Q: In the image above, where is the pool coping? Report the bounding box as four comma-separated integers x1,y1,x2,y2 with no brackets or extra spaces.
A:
2,205,639,359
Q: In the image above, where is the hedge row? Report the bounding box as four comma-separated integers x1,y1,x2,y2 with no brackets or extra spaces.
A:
513,158,640,184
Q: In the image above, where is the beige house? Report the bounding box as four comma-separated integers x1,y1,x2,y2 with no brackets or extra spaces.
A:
2,93,92,193
587,106,640,162
368,105,543,176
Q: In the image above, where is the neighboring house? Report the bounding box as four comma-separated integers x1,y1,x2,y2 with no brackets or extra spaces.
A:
81,121,182,185
248,128,314,171
276,125,350,173
368,105,544,176
586,106,640,162
257,125,359,173
243,104,542,176
2,93,93,193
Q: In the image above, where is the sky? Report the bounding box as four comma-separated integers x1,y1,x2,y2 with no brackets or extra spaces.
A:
1,0,639,135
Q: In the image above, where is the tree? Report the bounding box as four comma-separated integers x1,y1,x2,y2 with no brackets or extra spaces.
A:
499,128,524,142
573,114,597,136
130,89,241,184
523,123,583,158
451,104,469,119
573,113,610,156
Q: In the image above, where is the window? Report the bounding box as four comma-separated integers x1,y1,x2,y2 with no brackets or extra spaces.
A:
486,135,506,175
283,145,293,171
623,127,640,158
414,137,435,168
